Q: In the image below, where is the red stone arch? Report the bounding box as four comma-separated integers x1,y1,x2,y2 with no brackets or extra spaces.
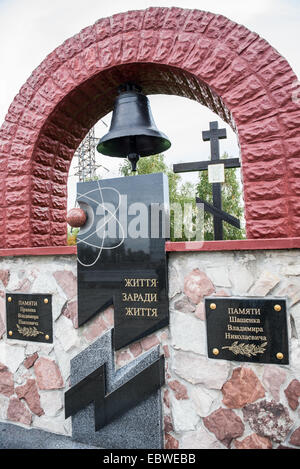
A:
0,7,299,248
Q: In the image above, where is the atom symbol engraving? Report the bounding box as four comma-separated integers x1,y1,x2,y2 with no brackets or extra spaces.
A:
76,180,125,268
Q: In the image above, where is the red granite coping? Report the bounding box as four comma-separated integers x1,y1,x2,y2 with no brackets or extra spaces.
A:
165,238,300,252
0,246,77,257
1,238,300,257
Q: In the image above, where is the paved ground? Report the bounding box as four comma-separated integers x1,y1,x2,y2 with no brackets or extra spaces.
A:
0,421,98,449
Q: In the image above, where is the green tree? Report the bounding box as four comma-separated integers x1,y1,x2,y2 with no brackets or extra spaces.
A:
67,226,80,245
119,155,197,241
196,152,245,240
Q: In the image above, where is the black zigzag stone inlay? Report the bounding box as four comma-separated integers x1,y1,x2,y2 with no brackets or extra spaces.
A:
65,329,165,449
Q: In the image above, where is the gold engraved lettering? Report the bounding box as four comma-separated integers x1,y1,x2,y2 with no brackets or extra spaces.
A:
18,300,38,307
225,332,267,341
124,278,158,288
122,292,158,303
227,307,261,315
18,320,39,326
19,307,37,313
125,306,158,318
18,313,39,320
227,325,264,334
229,316,260,324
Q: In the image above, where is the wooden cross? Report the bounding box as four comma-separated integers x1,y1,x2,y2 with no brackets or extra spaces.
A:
173,121,241,240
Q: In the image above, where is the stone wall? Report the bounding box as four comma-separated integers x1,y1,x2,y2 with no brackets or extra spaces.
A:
0,250,300,449
0,255,78,435
167,249,300,449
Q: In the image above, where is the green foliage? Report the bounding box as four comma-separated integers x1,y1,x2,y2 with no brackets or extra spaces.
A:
67,227,80,245
120,154,167,177
196,152,246,240
120,152,245,242
81,176,99,182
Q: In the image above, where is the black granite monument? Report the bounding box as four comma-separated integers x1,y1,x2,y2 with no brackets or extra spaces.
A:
76,172,169,350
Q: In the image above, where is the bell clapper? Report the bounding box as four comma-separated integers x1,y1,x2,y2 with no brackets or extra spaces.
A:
127,135,139,173
128,153,140,172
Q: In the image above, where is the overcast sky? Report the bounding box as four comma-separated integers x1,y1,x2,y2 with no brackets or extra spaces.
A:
0,0,299,207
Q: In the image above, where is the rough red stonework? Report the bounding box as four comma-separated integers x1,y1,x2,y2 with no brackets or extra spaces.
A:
290,427,300,447
15,379,44,416
7,397,32,426
222,367,265,408
284,379,300,410
165,433,179,449
0,7,299,248
34,357,64,390
168,379,189,400
23,352,39,369
203,407,245,447
234,433,272,449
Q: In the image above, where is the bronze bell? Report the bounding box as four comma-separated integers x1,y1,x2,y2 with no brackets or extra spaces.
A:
97,83,171,171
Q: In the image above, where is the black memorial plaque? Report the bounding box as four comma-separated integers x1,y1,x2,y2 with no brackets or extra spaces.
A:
205,297,289,364
6,293,53,343
76,173,169,350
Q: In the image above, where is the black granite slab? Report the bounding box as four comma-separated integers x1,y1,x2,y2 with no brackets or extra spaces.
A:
76,173,169,350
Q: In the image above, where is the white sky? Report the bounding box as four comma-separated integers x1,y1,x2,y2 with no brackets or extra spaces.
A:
0,0,299,208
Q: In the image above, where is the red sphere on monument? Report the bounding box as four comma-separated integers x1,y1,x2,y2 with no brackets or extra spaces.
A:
67,208,87,228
